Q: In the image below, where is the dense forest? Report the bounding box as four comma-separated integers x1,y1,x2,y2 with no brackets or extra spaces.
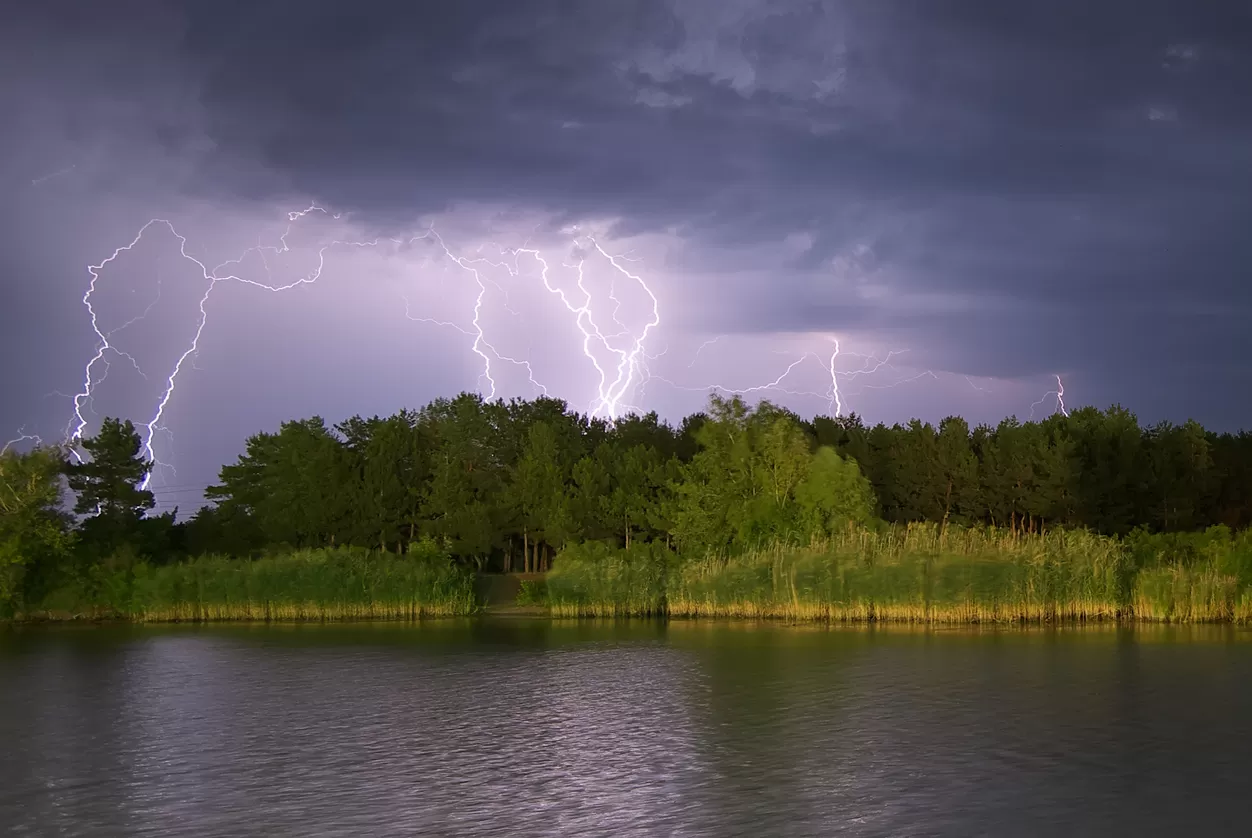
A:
188,392,1249,560
2,392,1251,620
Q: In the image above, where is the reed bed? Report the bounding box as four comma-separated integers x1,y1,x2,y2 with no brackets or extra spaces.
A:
670,525,1125,624
30,546,477,622
1127,528,1252,623
546,540,671,618
547,524,1252,624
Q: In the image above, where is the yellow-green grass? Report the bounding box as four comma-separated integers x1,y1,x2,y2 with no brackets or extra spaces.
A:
24,547,477,623
670,526,1125,624
547,540,670,618
548,524,1252,624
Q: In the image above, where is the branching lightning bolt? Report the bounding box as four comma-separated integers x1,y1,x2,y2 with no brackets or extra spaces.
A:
467,232,661,420
1,428,44,455
656,336,924,418
66,205,665,506
688,336,724,368
1030,374,1069,419
587,238,661,419
426,230,550,399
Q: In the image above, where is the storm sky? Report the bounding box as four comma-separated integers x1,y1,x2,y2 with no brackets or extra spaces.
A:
2,0,1251,512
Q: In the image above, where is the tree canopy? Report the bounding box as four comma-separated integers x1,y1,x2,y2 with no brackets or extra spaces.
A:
183,393,1252,565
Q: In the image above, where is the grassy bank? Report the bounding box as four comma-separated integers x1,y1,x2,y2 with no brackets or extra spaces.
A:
21,546,477,622
11,525,1251,625
548,525,1252,623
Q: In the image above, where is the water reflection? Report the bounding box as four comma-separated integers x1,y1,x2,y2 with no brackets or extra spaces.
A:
2,622,1251,836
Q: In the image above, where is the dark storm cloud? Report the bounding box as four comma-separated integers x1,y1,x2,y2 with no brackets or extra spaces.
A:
4,0,1252,428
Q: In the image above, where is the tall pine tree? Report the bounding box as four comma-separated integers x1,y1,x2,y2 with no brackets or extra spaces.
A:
64,418,155,555
65,418,154,521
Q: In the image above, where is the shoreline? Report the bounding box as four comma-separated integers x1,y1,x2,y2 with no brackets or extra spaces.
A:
7,608,1250,626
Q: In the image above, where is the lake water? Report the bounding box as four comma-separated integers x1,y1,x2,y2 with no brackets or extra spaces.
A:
2,621,1250,837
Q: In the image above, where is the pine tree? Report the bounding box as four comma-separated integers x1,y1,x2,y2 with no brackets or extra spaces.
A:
65,418,154,522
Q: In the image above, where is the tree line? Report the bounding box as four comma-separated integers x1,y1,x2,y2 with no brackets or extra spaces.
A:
2,392,1250,612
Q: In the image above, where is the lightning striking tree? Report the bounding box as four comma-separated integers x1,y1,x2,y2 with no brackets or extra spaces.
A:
64,418,155,555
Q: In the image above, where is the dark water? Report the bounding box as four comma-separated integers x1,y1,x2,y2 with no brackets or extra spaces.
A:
2,622,1251,837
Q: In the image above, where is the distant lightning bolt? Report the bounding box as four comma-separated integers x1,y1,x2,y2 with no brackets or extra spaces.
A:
427,231,550,398
587,238,661,419
965,375,992,393
1030,374,1069,419
688,335,725,368
478,234,661,421
651,349,834,412
1,428,44,455
401,295,474,336
31,164,75,187
827,338,842,416
656,338,924,418
530,252,617,412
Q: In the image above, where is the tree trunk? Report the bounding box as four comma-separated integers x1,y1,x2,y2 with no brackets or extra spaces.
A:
523,529,530,574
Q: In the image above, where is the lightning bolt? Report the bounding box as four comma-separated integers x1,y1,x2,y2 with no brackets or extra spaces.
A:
426,230,551,399
67,208,407,489
827,339,842,416
1,428,44,455
688,335,725,368
1029,374,1069,419
587,238,661,419
467,233,661,421
965,375,992,393
654,337,926,419
31,164,75,187
66,204,662,505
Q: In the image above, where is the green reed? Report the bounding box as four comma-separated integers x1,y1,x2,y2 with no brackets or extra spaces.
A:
1128,528,1252,622
670,524,1126,623
546,540,671,618
548,523,1252,623
27,546,477,622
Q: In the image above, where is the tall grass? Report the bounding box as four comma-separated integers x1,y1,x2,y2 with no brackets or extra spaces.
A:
670,525,1126,623
1128,528,1252,623
548,524,1252,624
547,540,671,617
27,545,477,622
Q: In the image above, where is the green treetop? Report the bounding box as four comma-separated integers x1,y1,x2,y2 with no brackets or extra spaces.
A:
64,418,154,522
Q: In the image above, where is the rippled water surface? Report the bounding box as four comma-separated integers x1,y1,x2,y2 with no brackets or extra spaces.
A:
2,621,1251,836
